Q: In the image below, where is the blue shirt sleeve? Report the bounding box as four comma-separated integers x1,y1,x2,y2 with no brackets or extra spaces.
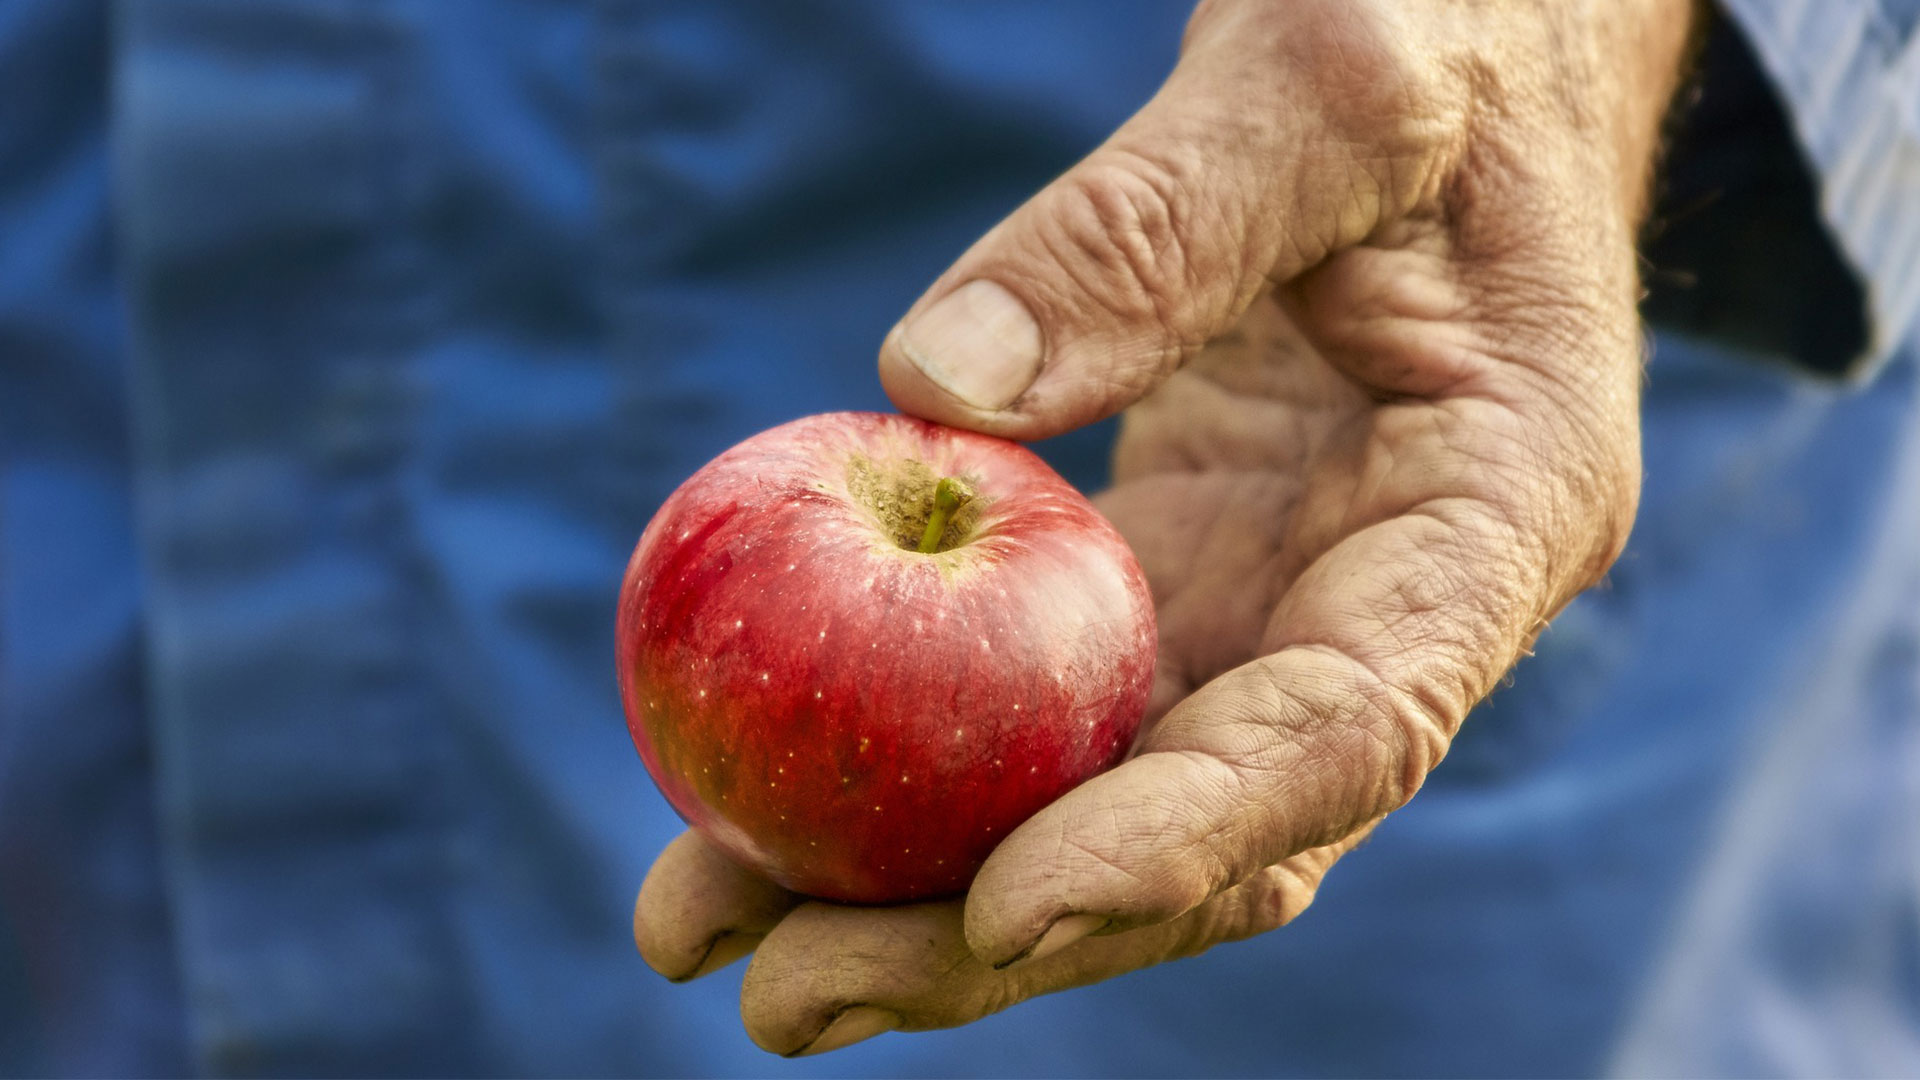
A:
1719,0,1920,373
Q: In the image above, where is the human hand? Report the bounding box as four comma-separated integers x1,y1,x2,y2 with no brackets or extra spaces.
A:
636,0,1696,1055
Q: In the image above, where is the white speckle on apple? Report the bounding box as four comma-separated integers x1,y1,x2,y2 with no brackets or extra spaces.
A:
813,690,822,699
817,630,826,641
1012,703,1021,712
1029,766,1038,774
759,672,769,682
679,529,690,540
734,619,743,629
872,805,882,812
898,773,910,784
978,638,991,651
786,563,796,571
953,727,965,739
697,688,707,698
858,737,871,753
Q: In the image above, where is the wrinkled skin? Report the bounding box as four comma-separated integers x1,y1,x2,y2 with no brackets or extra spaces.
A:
634,0,1699,1057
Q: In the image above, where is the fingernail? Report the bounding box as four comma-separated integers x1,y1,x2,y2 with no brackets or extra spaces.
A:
790,1005,900,1057
897,280,1043,411
673,932,761,982
995,912,1106,970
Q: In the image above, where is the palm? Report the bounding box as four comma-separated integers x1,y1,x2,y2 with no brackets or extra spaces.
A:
1098,291,1387,727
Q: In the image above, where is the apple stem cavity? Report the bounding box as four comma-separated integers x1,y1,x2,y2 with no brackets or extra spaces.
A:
916,476,973,554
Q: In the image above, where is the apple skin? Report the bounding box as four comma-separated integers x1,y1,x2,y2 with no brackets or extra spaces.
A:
618,411,1155,903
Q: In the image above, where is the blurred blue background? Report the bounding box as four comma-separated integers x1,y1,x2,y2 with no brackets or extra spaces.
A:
4,1,1917,1076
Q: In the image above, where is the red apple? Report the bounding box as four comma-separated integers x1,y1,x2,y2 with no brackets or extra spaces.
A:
618,411,1155,903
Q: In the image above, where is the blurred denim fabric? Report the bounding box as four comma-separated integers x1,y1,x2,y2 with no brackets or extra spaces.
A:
2,1,1917,1076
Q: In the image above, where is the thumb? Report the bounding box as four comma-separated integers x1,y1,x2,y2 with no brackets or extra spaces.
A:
878,4,1456,440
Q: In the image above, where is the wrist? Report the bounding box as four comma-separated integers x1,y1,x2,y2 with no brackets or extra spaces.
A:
1591,0,1703,218
1415,0,1701,221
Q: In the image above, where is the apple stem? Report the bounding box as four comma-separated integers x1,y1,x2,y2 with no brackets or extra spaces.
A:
916,476,972,554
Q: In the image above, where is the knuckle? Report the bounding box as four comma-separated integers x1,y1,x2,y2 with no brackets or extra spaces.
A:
738,956,814,1052
1039,154,1204,357
1042,752,1260,929
1065,156,1188,294
1343,651,1456,811
1159,856,1332,965
1508,385,1643,594
1568,435,1641,586
1279,10,1463,197
1578,407,1643,577
1428,389,1638,614
1283,594,1480,814
738,906,946,1048
1098,778,1229,923
1231,862,1326,938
